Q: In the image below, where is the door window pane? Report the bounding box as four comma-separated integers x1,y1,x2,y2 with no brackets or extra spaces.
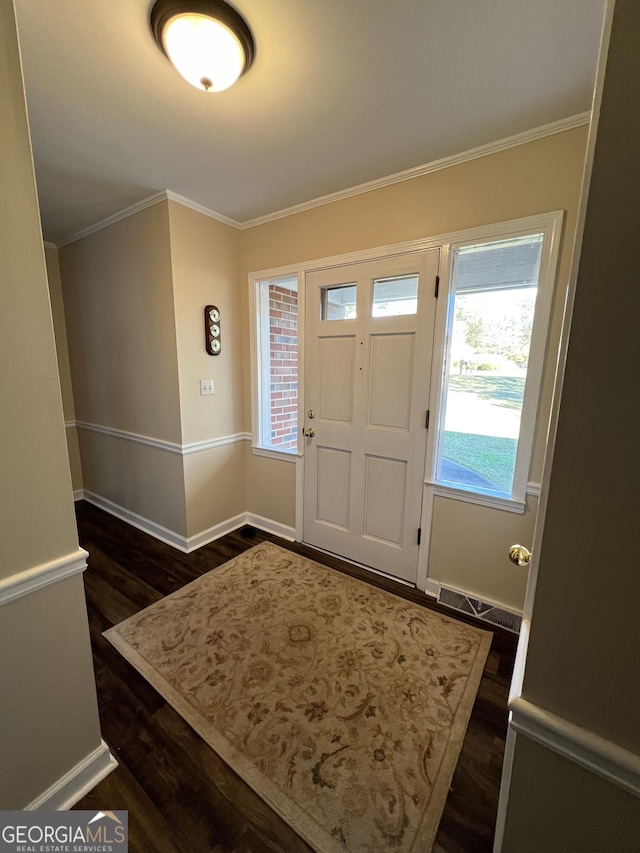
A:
372,274,418,316
321,284,357,320
437,234,542,497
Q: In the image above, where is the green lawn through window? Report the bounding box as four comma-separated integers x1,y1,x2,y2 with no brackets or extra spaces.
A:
442,431,517,493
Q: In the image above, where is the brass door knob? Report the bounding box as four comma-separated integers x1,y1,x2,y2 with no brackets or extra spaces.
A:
303,427,315,438
509,544,532,566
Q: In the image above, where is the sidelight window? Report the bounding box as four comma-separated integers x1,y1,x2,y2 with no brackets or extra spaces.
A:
254,275,299,454
433,214,562,507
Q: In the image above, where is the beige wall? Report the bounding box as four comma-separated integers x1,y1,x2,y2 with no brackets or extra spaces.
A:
240,127,586,277
184,444,246,537
77,429,187,536
52,125,588,607
45,245,84,492
244,445,297,528
240,126,588,608
519,0,640,746
500,0,640,846
167,201,247,537
525,0,640,751
167,201,243,443
0,0,102,807
53,127,587,608
45,246,75,422
1,577,103,808
59,201,188,535
59,202,182,441
241,128,588,482
0,7,79,576
429,495,538,611
502,736,640,852
59,199,251,538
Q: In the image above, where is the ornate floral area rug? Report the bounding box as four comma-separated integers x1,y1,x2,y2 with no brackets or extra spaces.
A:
105,542,491,853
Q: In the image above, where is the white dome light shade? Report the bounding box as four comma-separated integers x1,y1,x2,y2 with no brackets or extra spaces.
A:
151,0,255,93
163,14,244,91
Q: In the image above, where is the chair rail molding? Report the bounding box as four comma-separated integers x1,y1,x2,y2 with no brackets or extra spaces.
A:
75,421,250,455
509,696,640,797
0,548,89,606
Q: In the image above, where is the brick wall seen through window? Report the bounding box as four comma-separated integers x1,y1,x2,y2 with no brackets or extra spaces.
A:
268,285,298,451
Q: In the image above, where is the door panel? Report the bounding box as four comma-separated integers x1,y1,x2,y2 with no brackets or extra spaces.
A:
317,336,355,422
363,455,407,545
316,447,351,529
303,250,439,583
368,333,415,429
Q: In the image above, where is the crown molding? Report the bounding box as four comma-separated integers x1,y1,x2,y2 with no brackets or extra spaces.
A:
238,112,591,229
56,191,169,248
50,112,590,248
54,190,241,249
165,190,241,228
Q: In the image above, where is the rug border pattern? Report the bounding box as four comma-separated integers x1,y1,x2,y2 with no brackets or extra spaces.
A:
104,542,492,853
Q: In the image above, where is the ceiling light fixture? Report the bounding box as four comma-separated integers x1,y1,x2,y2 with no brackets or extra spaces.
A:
150,0,255,92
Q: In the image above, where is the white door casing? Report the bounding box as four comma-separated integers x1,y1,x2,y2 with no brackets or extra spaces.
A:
303,250,440,583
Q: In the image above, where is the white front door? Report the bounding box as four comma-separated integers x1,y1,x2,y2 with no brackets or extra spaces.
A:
303,250,439,583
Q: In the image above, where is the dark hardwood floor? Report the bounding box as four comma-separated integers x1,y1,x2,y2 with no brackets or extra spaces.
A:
73,500,517,852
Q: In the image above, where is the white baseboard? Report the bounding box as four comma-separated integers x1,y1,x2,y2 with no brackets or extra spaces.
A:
0,548,89,607
81,491,297,553
424,578,440,599
187,513,296,549
27,739,117,810
83,491,190,551
73,489,85,502
185,513,250,551
246,513,296,541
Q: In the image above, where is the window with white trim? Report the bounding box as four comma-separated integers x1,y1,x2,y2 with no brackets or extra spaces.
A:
254,275,299,454
433,214,561,506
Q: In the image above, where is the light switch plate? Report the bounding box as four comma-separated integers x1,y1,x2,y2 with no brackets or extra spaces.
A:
200,379,214,396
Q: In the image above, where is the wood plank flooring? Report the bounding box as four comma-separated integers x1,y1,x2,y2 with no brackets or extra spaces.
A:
73,501,517,852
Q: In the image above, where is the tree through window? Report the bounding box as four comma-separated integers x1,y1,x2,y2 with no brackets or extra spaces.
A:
436,233,543,498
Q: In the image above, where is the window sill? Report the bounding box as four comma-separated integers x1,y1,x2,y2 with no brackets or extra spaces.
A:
252,445,300,462
428,482,526,514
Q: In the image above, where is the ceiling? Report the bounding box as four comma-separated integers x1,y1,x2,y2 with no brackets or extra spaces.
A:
15,0,606,245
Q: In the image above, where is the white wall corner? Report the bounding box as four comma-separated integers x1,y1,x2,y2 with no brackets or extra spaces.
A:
26,739,117,811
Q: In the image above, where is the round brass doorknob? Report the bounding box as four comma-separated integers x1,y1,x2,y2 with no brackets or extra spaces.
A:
303,427,315,438
509,544,532,566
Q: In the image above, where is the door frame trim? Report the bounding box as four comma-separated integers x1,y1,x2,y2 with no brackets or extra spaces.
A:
248,212,565,589
301,252,438,582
